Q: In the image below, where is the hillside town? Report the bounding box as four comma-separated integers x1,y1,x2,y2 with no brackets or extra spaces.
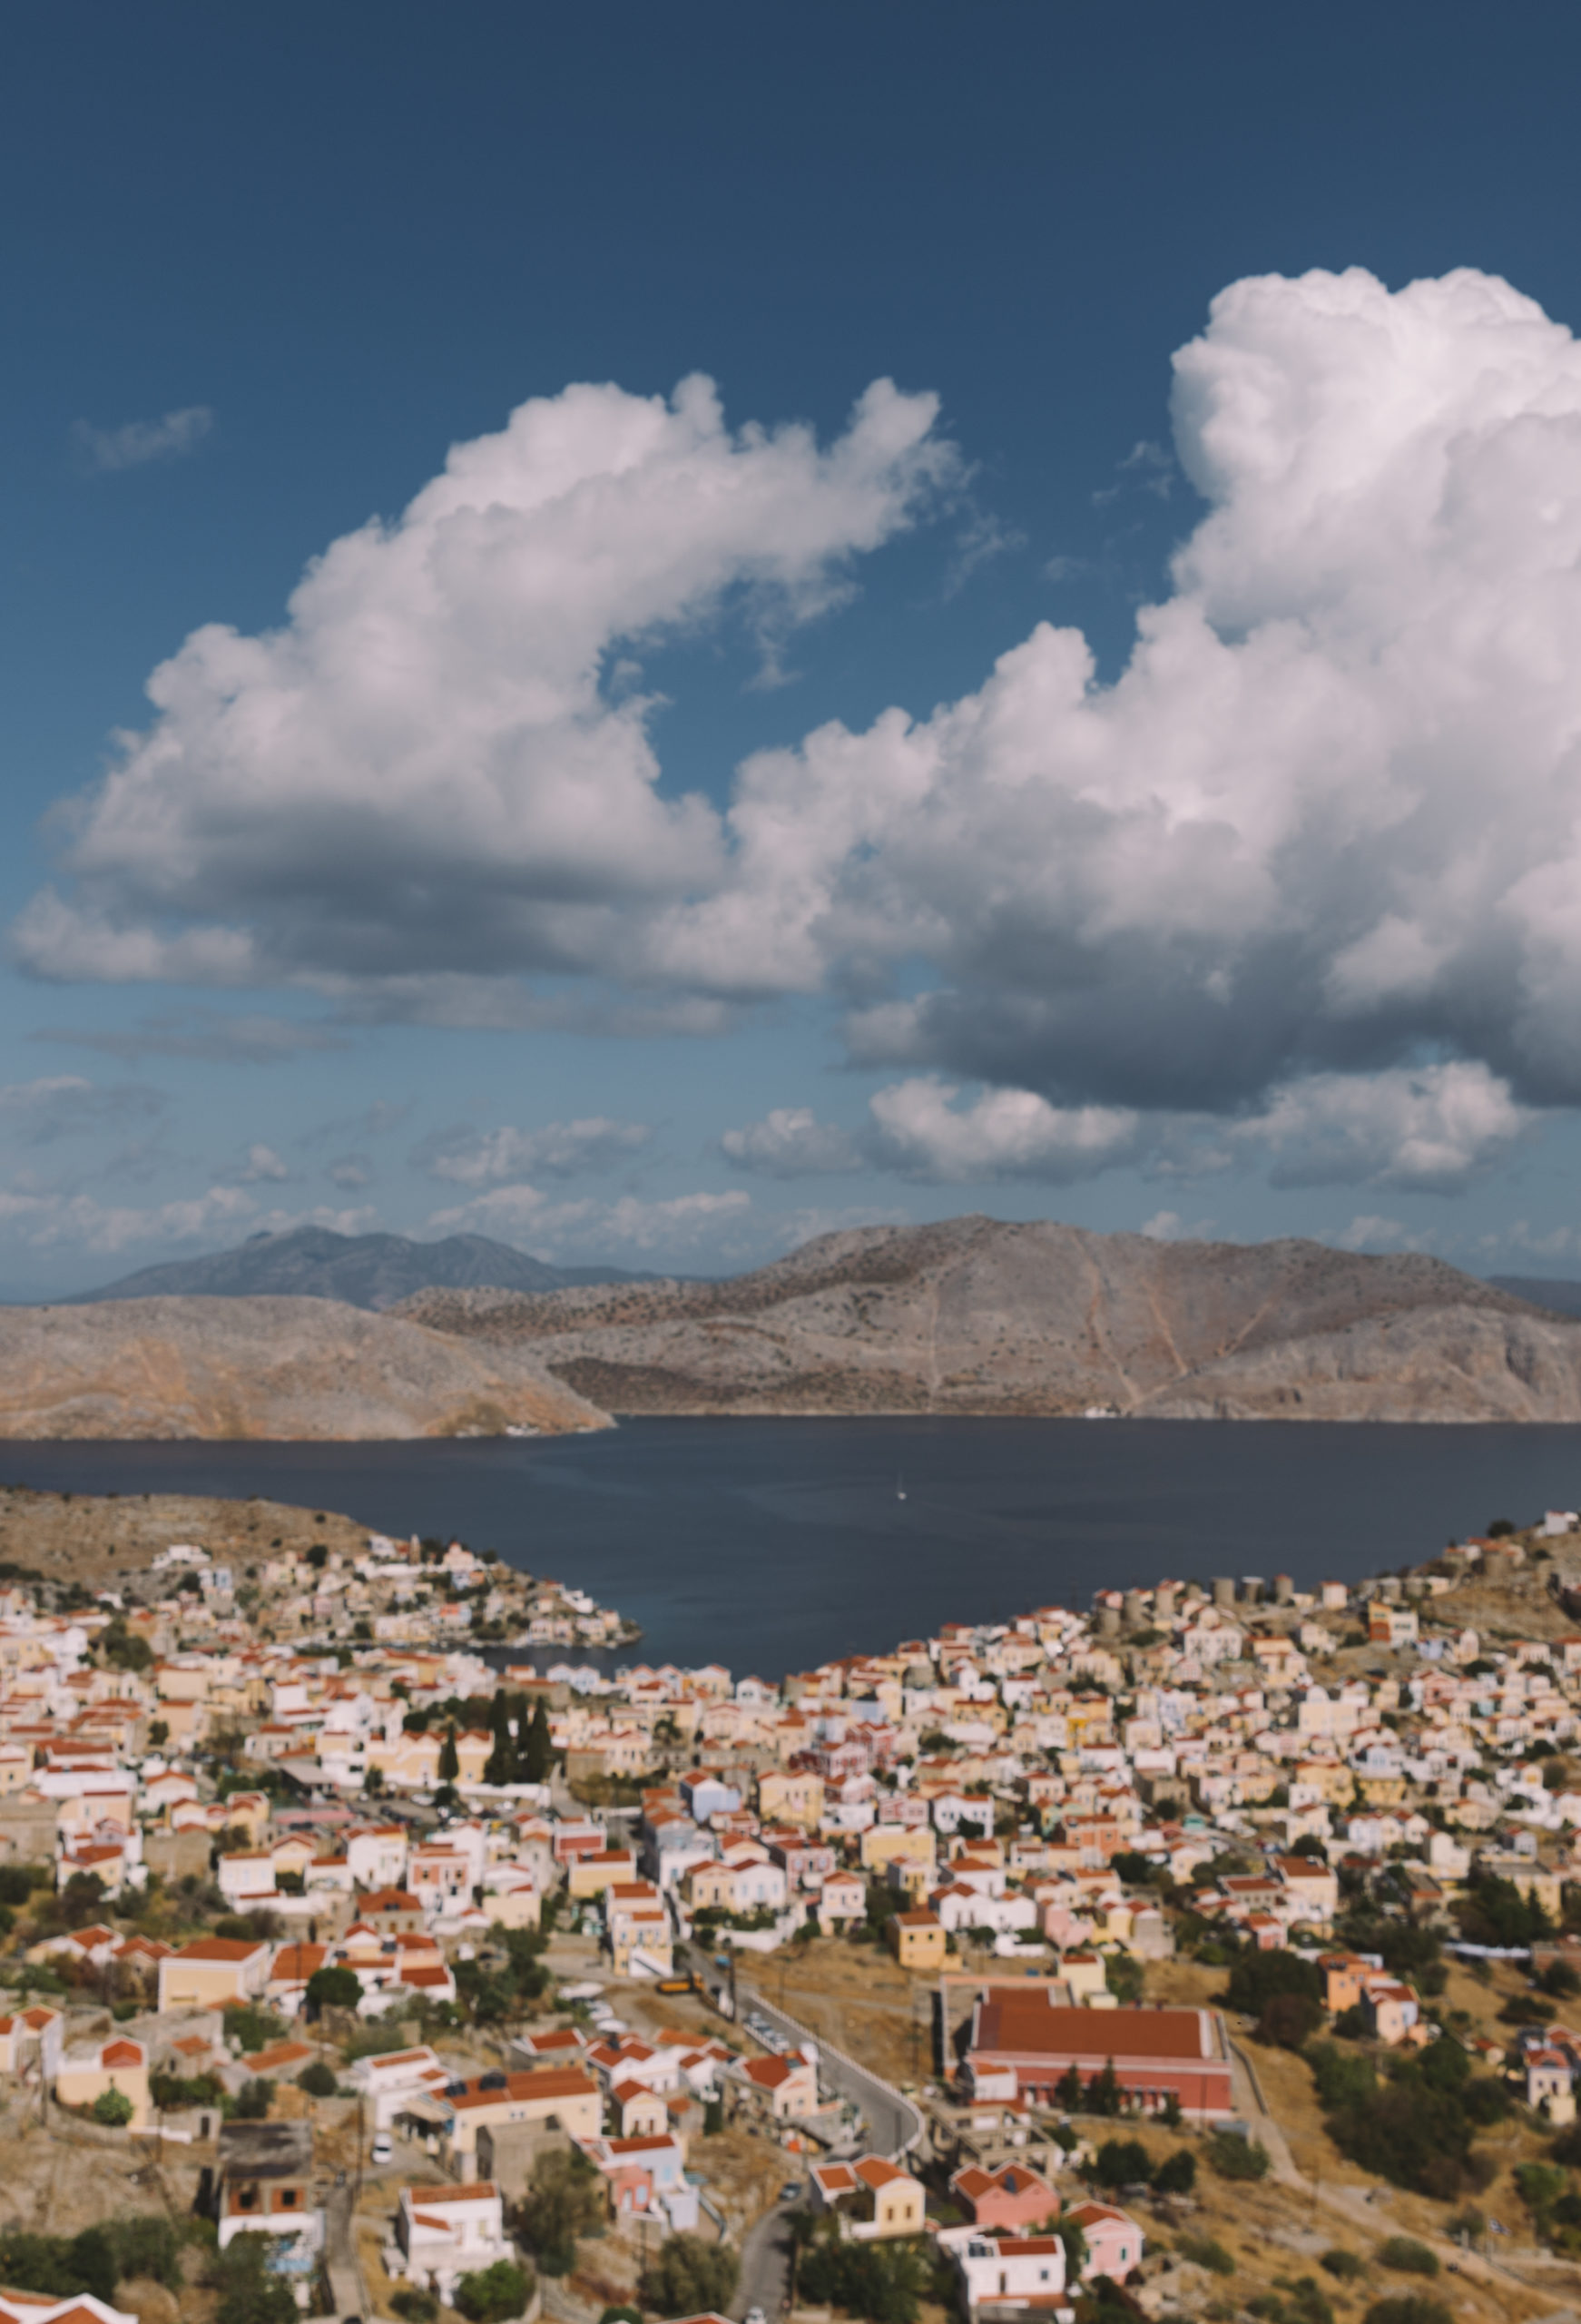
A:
0,1507,1580,2324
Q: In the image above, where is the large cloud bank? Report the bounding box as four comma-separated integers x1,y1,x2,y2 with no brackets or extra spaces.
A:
25,266,1581,1188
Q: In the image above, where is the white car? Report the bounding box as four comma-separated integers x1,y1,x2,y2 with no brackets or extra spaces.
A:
370,2133,393,2165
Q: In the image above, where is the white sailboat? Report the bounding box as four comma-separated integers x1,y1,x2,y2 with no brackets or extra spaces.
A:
896,1472,907,1502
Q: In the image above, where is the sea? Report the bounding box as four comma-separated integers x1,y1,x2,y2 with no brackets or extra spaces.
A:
2,1416,1580,1680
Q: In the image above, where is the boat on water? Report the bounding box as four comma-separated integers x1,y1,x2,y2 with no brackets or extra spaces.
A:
896,1472,907,1502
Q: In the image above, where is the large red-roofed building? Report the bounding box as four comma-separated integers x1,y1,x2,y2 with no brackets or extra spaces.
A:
966,1989,1232,2120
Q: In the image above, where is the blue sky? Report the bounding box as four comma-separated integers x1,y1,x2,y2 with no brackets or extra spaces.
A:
5,2,1581,1294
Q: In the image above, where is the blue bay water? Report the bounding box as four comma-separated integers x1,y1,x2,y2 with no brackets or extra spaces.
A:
3,1417,1581,1679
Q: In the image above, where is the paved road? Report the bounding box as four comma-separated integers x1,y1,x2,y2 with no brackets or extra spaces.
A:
740,1986,923,2161
732,2192,799,2323
324,2181,363,2320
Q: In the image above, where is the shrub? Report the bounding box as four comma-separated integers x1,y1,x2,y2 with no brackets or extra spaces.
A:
1321,2250,1365,2280
1178,2234,1234,2276
92,2088,133,2126
454,2260,534,2323
1207,2131,1270,2180
1092,2137,1153,2191
1247,2281,1332,2324
1361,2300,1451,2324
642,2233,741,2320
1377,2240,1439,2278
1153,2149,1197,2195
298,2060,338,2098
233,2077,273,2121
389,2295,438,2324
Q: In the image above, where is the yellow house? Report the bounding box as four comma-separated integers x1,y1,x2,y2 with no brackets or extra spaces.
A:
159,1935,271,2011
811,2154,928,2239
367,1731,443,1788
757,1770,825,1829
443,2067,602,2162
860,1824,938,1876
885,1856,933,1902
1058,1948,1109,2002
889,1911,947,1971
56,2034,151,2128
569,1849,636,1901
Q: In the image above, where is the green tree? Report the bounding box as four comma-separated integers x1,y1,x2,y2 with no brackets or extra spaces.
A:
67,2230,116,2303
455,2260,534,2322
642,2233,741,2320
106,2217,182,2289
521,1699,553,1783
304,1965,362,2014
515,2149,604,2275
484,1692,520,1787
1153,2149,1196,2195
234,2077,274,2120
213,2231,298,2324
99,1619,153,1674
1084,2061,1123,2116
1092,2138,1152,2190
92,2088,133,2126
298,2060,338,2097
1224,1947,1323,2017
1056,2218,1088,2283
795,2235,934,2324
438,1723,461,1784
1260,1991,1325,2049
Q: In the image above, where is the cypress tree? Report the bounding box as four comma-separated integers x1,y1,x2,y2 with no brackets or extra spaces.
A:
522,1698,553,1783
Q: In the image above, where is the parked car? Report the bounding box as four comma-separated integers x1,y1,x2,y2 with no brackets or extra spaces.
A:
370,2133,393,2165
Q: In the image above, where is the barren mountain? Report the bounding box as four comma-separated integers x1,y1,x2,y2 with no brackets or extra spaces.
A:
61,1224,647,1310
0,1295,607,1439
395,1216,1581,1422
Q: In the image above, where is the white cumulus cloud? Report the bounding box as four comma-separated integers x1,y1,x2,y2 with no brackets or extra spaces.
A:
22,373,948,996
1230,1060,1532,1189
32,265,1581,1202
416,1118,653,1185
866,1078,1141,1183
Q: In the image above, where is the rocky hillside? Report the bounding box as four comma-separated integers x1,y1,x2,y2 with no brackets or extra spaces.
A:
395,1216,1581,1422
0,1295,608,1439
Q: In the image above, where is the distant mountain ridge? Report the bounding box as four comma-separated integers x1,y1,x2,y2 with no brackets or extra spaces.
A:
395,1215,1581,1423
1488,1275,1581,1321
9,1217,1581,1436
60,1225,652,1311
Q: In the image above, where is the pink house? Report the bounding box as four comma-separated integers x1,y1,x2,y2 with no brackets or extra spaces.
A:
1062,2201,1143,2283
950,2162,1059,2230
